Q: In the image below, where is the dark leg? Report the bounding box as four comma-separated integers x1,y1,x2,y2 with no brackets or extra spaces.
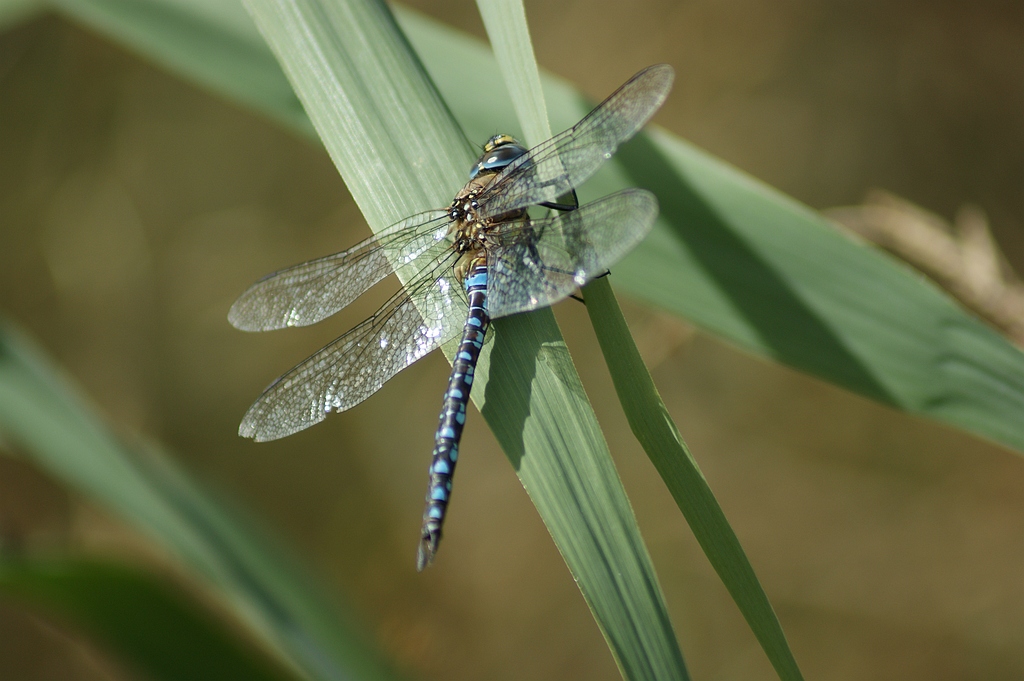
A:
539,188,580,212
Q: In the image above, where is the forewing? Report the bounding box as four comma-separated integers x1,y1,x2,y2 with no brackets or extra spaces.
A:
486,189,658,318
478,65,673,218
228,209,451,331
239,252,466,441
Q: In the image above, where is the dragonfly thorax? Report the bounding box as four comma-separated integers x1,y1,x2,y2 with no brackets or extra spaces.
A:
446,189,481,223
446,174,529,283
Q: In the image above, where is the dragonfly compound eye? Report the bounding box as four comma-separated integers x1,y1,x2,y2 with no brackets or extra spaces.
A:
469,141,529,179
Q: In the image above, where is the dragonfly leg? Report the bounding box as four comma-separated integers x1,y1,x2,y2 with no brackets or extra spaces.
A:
538,188,580,213
568,269,611,305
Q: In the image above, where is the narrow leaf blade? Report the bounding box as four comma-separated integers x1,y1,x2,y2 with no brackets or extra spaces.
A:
586,277,803,681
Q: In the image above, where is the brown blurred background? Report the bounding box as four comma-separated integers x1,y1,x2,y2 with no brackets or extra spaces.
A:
2,1,1024,679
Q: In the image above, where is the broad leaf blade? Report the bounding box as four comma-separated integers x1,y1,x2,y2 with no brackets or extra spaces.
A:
51,0,313,134
0,0,42,29
610,128,1024,451
243,1,689,678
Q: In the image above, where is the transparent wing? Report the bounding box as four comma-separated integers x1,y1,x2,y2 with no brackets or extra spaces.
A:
477,65,673,219
239,250,466,441
228,209,451,331
486,189,658,318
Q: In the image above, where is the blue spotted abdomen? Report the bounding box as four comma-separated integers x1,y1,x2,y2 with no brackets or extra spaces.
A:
417,260,490,570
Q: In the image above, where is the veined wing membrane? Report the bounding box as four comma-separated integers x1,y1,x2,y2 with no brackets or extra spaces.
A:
486,189,658,318
229,209,451,331
478,65,673,219
239,250,466,441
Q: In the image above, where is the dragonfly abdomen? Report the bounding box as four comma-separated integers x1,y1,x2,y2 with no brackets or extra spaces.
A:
417,259,490,570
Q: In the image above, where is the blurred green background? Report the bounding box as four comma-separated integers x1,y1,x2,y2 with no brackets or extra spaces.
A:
2,0,1024,679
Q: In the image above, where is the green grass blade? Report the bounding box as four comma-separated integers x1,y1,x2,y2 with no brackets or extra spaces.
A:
481,4,791,666
239,0,467,227
609,128,1024,452
475,0,550,146
0,320,401,681
0,0,43,29
475,5,687,677
50,0,313,134
586,277,803,681
0,558,298,681
242,1,687,678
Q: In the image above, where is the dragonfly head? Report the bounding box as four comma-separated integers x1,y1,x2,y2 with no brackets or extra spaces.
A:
469,134,528,179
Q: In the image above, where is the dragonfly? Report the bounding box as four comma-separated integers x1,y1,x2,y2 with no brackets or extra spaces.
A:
229,64,674,569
